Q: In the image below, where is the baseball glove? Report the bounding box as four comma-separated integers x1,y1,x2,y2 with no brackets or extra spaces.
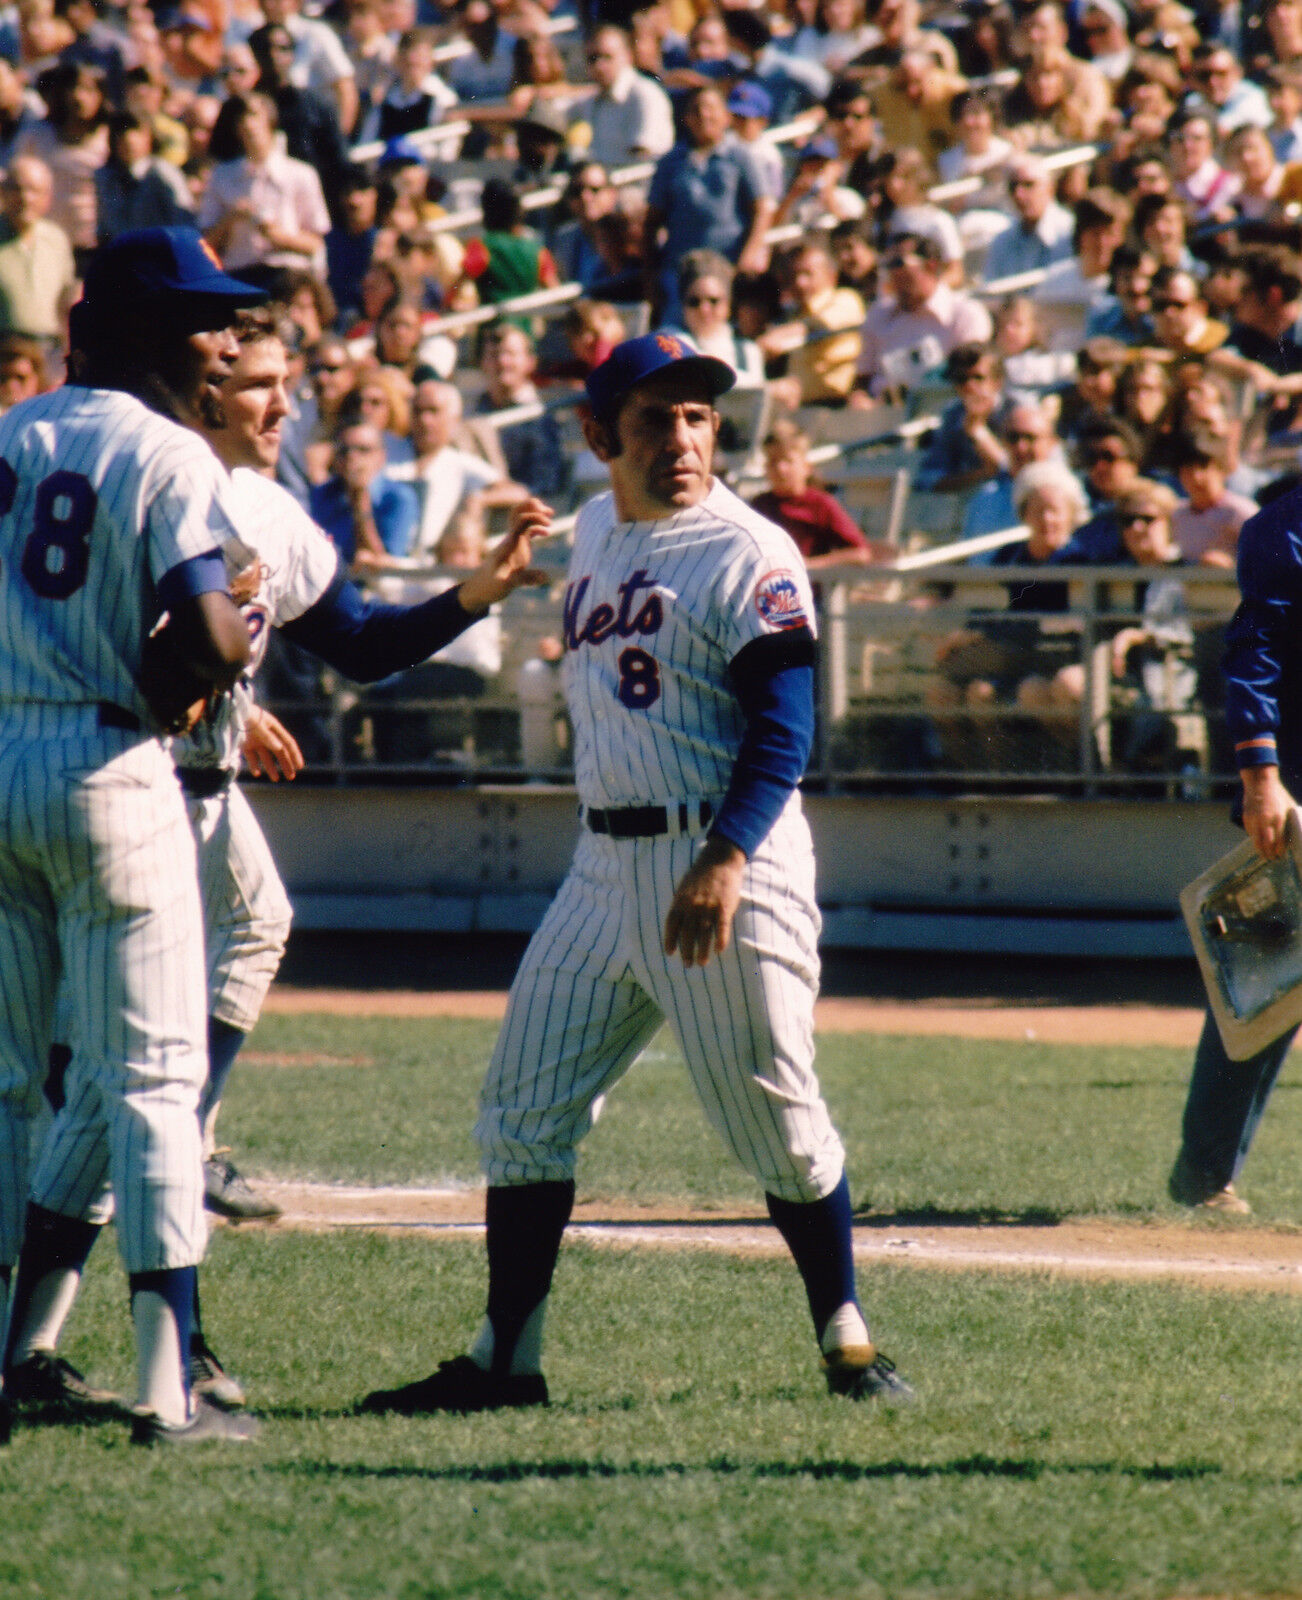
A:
137,615,216,735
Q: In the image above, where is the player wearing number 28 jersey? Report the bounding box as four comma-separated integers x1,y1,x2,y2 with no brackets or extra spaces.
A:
0,228,262,1445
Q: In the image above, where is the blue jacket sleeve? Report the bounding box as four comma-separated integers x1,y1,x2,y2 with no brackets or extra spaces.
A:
276,572,481,683
1224,495,1302,772
711,628,817,858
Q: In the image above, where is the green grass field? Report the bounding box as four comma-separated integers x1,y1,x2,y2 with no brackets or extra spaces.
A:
8,1013,1302,1600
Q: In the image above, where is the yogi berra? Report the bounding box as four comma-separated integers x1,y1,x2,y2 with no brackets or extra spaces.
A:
362,332,913,1416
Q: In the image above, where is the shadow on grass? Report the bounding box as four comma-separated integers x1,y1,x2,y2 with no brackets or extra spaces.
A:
271,1454,1222,1485
853,1206,1065,1228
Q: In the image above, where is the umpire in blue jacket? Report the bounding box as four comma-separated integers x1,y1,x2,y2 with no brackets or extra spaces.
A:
1170,486,1302,1212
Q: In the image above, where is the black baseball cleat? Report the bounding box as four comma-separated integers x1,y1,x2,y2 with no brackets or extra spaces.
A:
358,1355,549,1416
5,1351,122,1414
0,1392,12,1444
823,1345,915,1403
204,1153,282,1222
130,1397,261,1446
188,1337,247,1411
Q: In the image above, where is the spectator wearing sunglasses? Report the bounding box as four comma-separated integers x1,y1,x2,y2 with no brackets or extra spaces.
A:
961,399,1062,540
659,249,765,387
1143,265,1228,359
982,155,1074,284
1183,42,1272,137
913,344,1011,493
855,231,992,401
1076,0,1133,85
569,25,674,168
1058,415,1145,561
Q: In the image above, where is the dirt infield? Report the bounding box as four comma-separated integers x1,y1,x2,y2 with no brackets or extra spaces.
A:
256,984,1286,1288
263,986,1206,1049
250,1180,1302,1295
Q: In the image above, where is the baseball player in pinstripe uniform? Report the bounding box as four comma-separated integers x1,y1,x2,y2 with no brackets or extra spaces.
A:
0,228,262,1446
362,333,913,1417
2,311,555,1427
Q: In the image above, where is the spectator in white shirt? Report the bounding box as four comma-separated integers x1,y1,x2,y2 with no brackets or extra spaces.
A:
856,230,993,400
200,91,330,271
1077,0,1132,84
389,378,527,556
1184,42,1272,136
569,25,674,167
982,154,1075,284
1033,187,1132,351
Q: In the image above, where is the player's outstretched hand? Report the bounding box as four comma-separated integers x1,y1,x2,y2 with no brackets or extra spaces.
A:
458,497,554,614
242,706,305,782
664,834,746,968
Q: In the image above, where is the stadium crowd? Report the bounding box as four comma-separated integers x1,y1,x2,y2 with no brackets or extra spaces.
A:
2,0,1299,780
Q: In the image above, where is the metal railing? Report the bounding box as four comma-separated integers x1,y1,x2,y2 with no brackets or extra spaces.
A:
255,560,1241,797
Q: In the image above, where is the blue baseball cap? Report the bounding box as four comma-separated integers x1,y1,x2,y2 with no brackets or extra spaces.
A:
798,134,838,163
727,81,773,120
585,332,736,423
79,227,267,325
380,135,426,168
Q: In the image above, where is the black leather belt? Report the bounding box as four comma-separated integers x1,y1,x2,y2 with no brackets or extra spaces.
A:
97,703,142,732
584,800,714,838
178,767,234,799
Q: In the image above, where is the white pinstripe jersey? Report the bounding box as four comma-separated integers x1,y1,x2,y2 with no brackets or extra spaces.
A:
562,478,818,809
0,387,245,721
175,466,338,771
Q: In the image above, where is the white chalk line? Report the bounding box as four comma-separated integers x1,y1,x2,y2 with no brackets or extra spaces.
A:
251,1181,1302,1290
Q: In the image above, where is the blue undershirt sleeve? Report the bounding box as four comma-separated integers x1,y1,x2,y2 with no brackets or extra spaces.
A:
711,627,817,859
157,549,227,609
276,572,481,683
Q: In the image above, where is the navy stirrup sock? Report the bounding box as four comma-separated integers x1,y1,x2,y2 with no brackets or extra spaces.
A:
765,1175,861,1343
484,1181,575,1375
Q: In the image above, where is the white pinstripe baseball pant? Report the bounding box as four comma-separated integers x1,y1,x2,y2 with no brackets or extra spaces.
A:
475,800,846,1203
190,782,293,1033
30,778,292,1226
0,706,207,1274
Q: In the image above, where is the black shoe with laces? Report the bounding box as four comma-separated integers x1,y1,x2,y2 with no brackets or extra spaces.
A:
5,1350,121,1414
823,1345,915,1403
358,1355,549,1416
187,1337,247,1411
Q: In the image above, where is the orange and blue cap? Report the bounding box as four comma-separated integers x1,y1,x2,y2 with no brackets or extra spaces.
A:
78,228,267,328
584,332,736,425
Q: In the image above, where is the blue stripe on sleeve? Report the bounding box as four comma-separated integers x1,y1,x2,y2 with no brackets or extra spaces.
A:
277,572,479,683
156,549,228,609
712,627,816,859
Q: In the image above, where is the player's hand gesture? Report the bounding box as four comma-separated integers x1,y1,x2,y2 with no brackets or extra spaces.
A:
664,834,746,968
241,706,305,783
458,497,554,614
1242,765,1295,862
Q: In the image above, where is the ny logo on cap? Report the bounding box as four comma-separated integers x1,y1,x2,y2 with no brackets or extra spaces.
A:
655,334,685,358
200,238,224,269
